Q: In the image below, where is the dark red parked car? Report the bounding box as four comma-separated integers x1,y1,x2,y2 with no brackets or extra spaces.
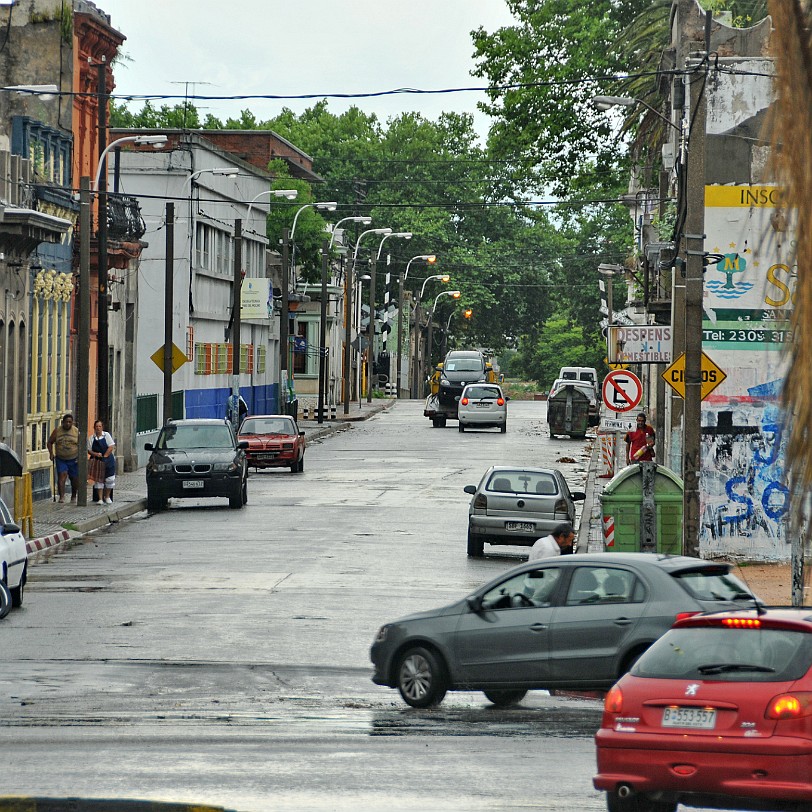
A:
594,608,812,812
238,415,305,473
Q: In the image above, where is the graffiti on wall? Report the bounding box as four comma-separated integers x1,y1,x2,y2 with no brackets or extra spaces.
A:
699,385,789,557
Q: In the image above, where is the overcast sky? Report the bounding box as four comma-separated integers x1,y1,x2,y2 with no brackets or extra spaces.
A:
100,0,516,141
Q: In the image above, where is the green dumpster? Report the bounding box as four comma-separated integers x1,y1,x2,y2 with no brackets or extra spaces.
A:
547,384,590,438
599,462,684,554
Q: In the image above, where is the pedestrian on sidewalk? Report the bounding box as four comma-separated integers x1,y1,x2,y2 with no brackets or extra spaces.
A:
625,413,655,464
47,413,80,503
226,393,248,432
87,420,116,504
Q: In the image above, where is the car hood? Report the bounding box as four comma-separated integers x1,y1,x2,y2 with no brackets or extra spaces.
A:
150,448,238,463
386,599,468,626
240,433,296,441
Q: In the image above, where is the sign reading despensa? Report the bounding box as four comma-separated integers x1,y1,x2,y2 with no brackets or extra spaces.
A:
608,325,672,364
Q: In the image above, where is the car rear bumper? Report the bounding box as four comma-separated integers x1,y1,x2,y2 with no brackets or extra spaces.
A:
468,515,570,545
594,731,812,802
246,453,296,468
458,410,506,426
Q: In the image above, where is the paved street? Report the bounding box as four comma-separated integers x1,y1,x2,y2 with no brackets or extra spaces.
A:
2,399,610,812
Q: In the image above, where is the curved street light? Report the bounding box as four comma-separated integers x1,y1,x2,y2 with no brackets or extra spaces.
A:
368,232,413,402
404,254,436,282
93,134,168,191
419,273,450,300
245,188,299,222
343,227,391,414
329,216,372,249
181,165,239,194
592,95,681,133
290,201,338,243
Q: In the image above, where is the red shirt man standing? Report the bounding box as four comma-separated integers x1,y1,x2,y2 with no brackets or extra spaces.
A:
625,413,655,463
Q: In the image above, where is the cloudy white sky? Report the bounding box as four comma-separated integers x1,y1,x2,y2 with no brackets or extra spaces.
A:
100,0,516,141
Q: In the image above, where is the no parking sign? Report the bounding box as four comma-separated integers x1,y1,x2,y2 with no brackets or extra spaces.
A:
602,370,643,413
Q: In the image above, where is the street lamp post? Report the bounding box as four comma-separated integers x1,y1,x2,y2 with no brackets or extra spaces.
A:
402,255,436,398
245,188,299,225
425,290,461,386
329,216,372,249
414,274,450,394
368,232,412,402
343,228,391,414
94,132,168,428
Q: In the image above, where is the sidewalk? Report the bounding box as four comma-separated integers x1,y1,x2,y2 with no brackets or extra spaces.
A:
26,399,394,557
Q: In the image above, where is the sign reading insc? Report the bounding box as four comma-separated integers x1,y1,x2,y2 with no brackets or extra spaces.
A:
608,325,672,364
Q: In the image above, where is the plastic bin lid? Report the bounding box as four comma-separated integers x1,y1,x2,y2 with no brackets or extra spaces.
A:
601,463,684,496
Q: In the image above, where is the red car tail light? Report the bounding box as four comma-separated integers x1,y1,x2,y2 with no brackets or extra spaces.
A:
461,397,469,405
473,494,487,509
766,692,812,720
605,686,623,713
675,611,701,623
497,398,505,406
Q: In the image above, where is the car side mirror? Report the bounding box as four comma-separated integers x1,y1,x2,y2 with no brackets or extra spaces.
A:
2,522,20,535
571,491,586,501
463,485,477,495
299,431,305,437
505,396,511,401
466,595,483,613
144,443,154,451
237,441,249,450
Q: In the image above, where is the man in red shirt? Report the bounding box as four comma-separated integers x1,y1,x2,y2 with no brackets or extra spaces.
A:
625,413,655,463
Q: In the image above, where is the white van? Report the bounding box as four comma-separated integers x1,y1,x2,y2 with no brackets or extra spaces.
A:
558,366,599,394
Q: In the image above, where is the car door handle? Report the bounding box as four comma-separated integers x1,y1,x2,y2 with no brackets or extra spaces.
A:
529,623,548,632
613,618,633,626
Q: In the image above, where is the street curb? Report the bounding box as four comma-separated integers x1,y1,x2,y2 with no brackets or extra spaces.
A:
0,799,235,812
25,528,72,555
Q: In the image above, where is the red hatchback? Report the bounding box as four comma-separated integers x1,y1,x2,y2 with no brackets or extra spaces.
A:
238,415,306,473
594,608,812,812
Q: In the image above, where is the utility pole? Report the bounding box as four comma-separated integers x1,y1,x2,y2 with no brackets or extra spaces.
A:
367,255,376,403
76,178,91,507
162,203,174,425
343,256,353,415
396,272,404,398
412,300,421,399
280,227,289,415
682,59,707,557
96,57,110,429
232,219,242,409
318,240,328,424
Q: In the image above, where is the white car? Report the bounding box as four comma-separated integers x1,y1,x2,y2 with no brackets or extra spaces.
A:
458,383,508,433
0,496,27,618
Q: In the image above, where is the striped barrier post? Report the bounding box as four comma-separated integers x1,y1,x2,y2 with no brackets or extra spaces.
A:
599,433,615,478
602,514,615,548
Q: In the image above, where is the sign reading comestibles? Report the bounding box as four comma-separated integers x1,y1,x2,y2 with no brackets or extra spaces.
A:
607,325,672,364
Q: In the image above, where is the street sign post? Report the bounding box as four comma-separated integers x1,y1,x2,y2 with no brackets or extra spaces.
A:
602,370,643,413
662,351,727,400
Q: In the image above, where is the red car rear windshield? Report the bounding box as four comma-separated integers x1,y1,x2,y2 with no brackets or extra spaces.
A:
633,627,812,682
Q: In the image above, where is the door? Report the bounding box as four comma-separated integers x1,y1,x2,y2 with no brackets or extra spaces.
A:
548,566,647,684
453,567,562,685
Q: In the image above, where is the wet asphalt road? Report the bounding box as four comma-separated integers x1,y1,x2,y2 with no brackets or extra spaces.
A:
2,400,616,810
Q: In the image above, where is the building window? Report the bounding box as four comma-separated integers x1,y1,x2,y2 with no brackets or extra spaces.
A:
292,319,318,376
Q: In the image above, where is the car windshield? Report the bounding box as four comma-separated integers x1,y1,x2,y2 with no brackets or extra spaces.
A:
158,424,234,449
445,359,484,372
633,627,812,682
673,569,756,602
486,471,558,495
240,418,295,435
464,386,500,399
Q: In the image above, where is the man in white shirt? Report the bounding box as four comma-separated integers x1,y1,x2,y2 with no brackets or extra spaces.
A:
528,522,575,561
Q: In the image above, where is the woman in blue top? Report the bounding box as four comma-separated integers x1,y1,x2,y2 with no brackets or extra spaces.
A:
87,420,117,504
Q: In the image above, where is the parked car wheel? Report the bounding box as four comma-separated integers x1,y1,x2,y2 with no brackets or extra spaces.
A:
483,689,527,707
146,492,165,513
229,488,244,509
458,423,465,433
466,530,484,558
0,579,11,620
606,791,676,812
396,646,447,708
500,421,507,434
10,563,25,608
241,478,248,505
297,455,305,473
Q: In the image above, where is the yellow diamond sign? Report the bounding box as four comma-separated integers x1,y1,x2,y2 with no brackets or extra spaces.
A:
151,343,188,374
662,351,726,400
